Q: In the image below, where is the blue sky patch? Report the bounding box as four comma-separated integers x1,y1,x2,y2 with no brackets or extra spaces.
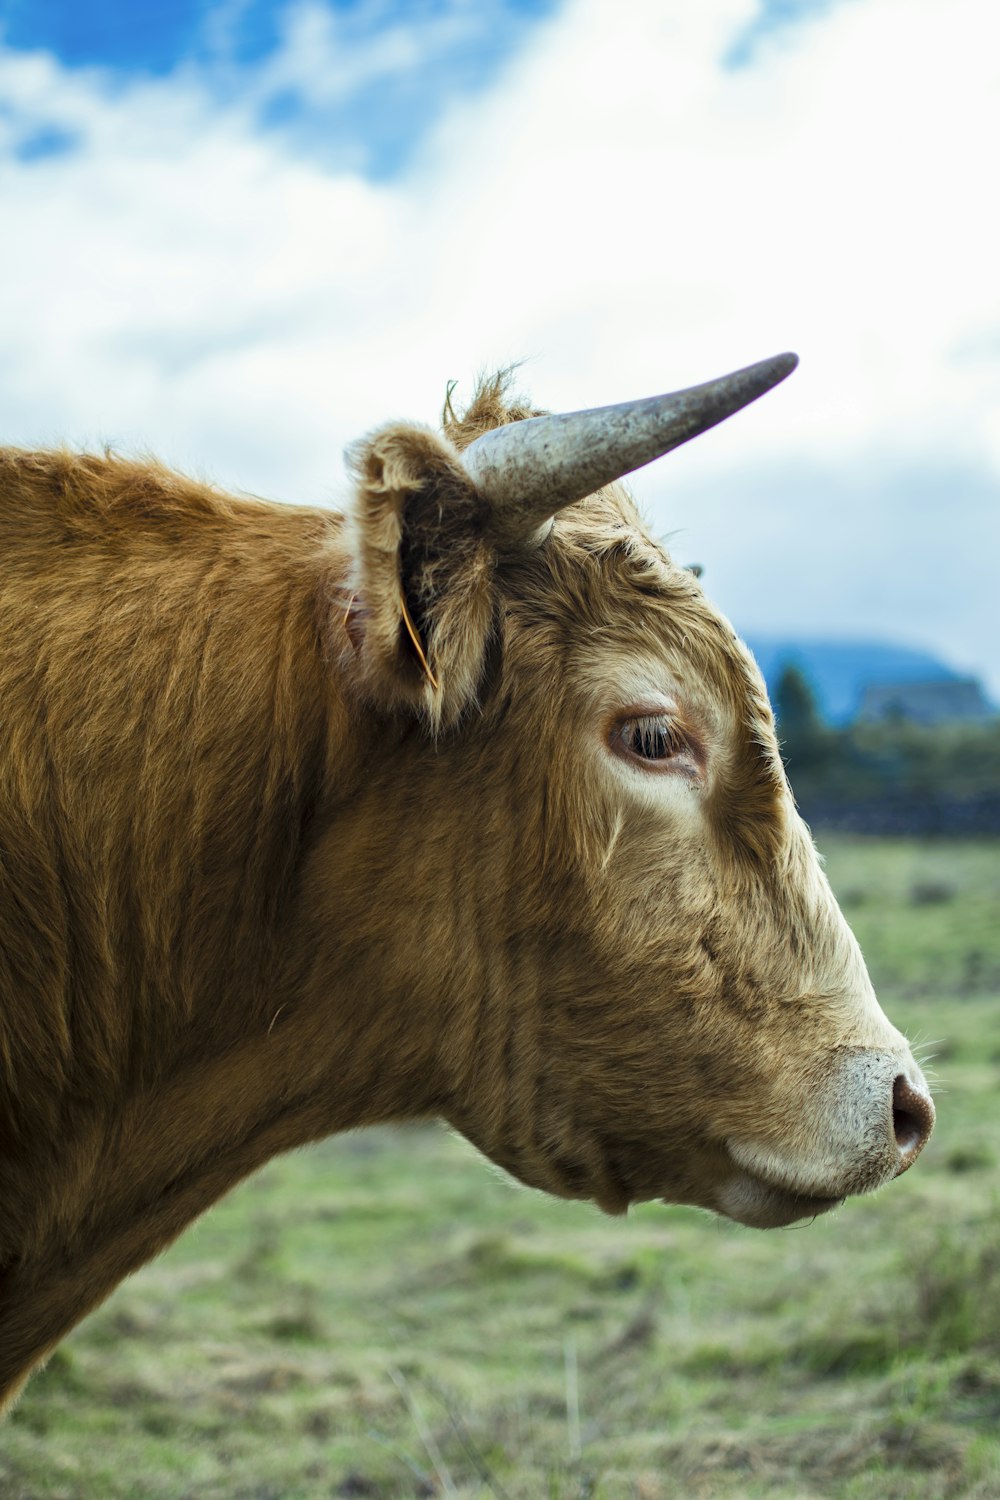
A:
12,122,79,162
0,0,278,74
0,0,559,177
724,0,855,67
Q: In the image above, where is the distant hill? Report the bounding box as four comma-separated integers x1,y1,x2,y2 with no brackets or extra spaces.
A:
742,637,974,725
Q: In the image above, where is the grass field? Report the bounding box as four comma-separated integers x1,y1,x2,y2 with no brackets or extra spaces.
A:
3,837,999,1500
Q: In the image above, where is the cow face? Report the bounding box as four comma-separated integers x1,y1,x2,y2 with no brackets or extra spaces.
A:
341,367,933,1230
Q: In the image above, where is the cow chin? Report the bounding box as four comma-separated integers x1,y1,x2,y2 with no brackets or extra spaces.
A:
712,1173,844,1229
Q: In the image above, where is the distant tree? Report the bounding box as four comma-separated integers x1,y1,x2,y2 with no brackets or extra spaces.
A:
774,663,833,775
775,663,821,736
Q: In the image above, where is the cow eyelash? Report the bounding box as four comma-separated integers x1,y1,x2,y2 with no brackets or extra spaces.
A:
610,713,694,768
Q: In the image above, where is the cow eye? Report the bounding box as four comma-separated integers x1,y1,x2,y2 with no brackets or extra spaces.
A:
611,714,687,766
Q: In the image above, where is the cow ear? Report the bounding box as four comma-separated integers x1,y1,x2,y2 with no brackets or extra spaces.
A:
342,424,496,729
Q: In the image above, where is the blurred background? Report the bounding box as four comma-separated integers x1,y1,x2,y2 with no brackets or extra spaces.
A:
1,2,998,1497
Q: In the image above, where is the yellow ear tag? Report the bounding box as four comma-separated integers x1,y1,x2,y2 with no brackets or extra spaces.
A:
398,588,439,692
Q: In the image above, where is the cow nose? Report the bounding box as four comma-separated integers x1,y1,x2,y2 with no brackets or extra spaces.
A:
892,1073,935,1172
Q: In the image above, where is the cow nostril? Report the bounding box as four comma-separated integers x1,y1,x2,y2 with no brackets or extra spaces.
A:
892,1074,935,1169
893,1104,921,1153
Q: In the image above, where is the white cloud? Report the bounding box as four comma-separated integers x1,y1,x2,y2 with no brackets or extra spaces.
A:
0,0,997,690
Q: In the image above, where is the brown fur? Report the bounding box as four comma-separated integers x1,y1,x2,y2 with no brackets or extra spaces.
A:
0,377,910,1407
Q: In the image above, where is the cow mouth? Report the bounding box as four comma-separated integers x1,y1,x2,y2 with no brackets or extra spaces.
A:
713,1170,844,1229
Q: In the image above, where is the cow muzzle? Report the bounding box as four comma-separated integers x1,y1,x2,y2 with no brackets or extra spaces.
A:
718,1050,935,1229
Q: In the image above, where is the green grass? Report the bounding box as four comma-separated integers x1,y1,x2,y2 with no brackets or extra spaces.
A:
4,836,1000,1499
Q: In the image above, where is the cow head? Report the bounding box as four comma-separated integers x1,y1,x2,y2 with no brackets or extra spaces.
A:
338,355,934,1229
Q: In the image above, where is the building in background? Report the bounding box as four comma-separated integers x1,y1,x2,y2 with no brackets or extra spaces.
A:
857,678,996,726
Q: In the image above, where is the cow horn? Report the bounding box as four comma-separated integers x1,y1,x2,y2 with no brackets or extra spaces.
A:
461,352,798,549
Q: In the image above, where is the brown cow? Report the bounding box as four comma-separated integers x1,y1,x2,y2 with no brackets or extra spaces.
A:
0,355,933,1409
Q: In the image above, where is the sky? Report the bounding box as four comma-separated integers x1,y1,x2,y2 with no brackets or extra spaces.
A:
0,0,997,695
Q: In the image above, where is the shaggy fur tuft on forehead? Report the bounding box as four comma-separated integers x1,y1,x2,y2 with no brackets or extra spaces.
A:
442,367,543,448
445,370,789,866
